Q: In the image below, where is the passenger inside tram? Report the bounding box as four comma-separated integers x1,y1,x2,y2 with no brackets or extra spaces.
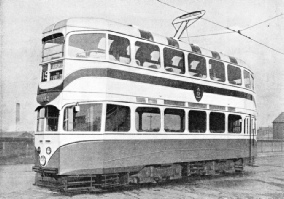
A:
163,47,185,74
209,59,225,82
135,41,160,69
108,35,130,64
194,61,207,78
188,54,207,78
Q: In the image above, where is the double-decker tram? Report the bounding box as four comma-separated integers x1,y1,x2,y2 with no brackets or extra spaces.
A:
33,15,257,192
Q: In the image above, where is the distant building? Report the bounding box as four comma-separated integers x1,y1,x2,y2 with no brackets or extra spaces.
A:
272,112,284,139
257,126,273,140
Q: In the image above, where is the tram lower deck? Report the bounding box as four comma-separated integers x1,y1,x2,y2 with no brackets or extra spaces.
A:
34,135,255,176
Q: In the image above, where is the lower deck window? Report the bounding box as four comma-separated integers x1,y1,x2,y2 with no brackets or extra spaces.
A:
36,106,59,132
164,108,185,132
63,103,102,131
188,110,206,133
135,107,160,132
228,114,242,133
210,112,225,133
105,104,130,132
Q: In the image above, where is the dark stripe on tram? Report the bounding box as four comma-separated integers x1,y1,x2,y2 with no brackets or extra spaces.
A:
37,68,255,105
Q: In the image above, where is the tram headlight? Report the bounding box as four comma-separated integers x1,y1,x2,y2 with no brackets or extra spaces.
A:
40,155,46,166
46,147,52,155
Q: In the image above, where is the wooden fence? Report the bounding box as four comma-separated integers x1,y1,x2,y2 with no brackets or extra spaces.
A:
0,137,34,164
257,139,284,153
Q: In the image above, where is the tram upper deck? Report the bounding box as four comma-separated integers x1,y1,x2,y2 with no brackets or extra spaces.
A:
38,18,255,114
42,18,252,69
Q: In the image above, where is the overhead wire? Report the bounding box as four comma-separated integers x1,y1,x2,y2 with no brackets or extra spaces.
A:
241,13,283,31
156,0,284,55
181,31,234,38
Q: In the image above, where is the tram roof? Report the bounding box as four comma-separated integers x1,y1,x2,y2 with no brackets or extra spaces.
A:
43,18,251,71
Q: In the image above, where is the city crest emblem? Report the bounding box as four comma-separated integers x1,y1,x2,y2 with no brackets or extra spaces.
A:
193,85,203,102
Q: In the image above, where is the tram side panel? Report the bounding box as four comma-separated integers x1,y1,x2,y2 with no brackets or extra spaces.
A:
53,136,251,175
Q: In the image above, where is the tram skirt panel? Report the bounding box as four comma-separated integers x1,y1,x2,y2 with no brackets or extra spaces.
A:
56,139,250,175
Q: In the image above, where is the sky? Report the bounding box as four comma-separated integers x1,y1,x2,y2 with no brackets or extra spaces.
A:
0,0,284,131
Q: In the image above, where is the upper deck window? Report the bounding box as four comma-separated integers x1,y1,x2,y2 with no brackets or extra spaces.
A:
108,35,130,64
244,70,251,89
209,59,225,82
163,48,185,74
227,64,242,85
68,33,106,59
251,74,254,90
63,103,102,131
43,33,64,62
135,41,160,69
188,53,207,78
36,106,59,132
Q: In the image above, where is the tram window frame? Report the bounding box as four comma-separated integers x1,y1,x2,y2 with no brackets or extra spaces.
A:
244,117,249,134
209,112,225,133
188,110,207,133
228,114,242,133
105,104,131,132
227,64,242,85
36,106,59,132
135,41,160,69
108,34,131,64
68,32,106,60
63,103,102,132
164,108,185,132
41,64,48,82
208,59,225,82
251,74,255,90
243,70,251,89
135,107,161,132
163,47,185,74
36,107,45,132
42,33,64,62
188,53,207,78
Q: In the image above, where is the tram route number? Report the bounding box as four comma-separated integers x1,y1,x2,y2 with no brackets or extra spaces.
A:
38,94,50,103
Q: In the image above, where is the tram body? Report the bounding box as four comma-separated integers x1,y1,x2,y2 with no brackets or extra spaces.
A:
33,18,257,189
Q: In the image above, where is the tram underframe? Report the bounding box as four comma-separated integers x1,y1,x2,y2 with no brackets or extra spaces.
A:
34,158,247,193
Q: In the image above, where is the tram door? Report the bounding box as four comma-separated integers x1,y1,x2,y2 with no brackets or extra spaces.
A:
245,115,256,164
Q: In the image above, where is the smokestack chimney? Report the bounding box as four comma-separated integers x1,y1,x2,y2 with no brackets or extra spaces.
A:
16,103,20,131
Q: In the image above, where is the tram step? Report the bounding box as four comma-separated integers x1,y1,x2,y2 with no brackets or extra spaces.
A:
66,180,95,185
